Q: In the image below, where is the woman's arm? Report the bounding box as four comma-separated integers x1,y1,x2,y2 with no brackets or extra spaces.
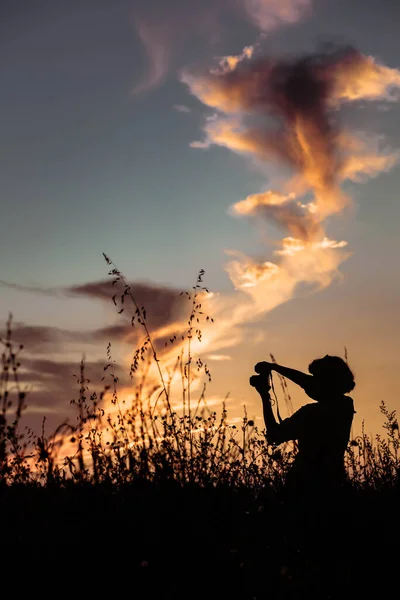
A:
255,361,313,390
260,390,281,445
251,376,308,446
250,375,280,444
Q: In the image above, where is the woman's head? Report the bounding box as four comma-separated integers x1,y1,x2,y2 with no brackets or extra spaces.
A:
308,355,355,395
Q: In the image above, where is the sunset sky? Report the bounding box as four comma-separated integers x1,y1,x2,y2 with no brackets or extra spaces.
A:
1,0,400,439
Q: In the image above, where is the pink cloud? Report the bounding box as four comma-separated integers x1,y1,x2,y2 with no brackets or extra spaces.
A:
173,104,191,113
242,0,312,32
132,20,173,95
189,140,210,149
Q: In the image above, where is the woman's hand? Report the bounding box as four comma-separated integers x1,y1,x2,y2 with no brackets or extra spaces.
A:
249,374,271,395
254,361,275,374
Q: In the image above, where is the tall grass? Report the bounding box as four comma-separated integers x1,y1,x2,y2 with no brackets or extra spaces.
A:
0,257,398,493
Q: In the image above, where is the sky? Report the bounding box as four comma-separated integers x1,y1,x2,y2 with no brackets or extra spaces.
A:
1,0,400,440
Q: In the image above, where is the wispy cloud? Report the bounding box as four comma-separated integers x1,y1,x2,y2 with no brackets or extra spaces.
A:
130,1,220,96
11,324,84,354
241,0,312,32
207,354,232,361
5,277,191,358
131,0,314,96
0,280,59,296
21,357,120,382
173,104,191,113
189,140,210,149
67,279,187,332
10,322,135,354
132,20,174,96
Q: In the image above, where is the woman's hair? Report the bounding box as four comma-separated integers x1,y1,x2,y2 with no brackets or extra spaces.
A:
308,355,355,394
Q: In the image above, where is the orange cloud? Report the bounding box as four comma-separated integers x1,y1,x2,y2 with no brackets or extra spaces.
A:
231,191,323,241
340,149,399,182
177,45,399,369
184,48,400,220
215,46,255,74
333,54,400,103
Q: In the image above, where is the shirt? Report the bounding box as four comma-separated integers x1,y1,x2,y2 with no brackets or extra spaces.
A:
276,395,355,470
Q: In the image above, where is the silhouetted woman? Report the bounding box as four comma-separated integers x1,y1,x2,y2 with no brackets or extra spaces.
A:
250,356,355,494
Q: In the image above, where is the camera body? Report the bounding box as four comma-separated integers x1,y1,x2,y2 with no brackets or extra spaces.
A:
250,362,273,389
249,374,260,388
249,372,271,390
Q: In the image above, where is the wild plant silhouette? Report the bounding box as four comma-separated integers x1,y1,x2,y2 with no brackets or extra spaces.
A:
0,256,398,597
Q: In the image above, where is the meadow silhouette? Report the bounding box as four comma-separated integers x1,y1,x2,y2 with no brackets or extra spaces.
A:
0,259,399,598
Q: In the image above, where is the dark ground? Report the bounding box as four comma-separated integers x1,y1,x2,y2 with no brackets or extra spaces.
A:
2,480,398,599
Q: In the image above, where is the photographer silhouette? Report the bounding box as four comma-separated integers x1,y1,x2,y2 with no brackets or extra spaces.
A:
251,356,355,493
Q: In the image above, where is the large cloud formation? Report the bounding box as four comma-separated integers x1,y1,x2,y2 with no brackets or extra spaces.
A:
183,46,400,252
175,44,400,348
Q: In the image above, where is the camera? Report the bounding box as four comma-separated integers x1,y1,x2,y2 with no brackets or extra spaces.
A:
250,362,273,389
249,373,271,390
249,375,259,388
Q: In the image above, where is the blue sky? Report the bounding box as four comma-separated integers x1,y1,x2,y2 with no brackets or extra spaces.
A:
1,0,400,435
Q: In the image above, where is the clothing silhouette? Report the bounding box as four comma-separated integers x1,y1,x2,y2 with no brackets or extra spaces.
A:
250,355,355,493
